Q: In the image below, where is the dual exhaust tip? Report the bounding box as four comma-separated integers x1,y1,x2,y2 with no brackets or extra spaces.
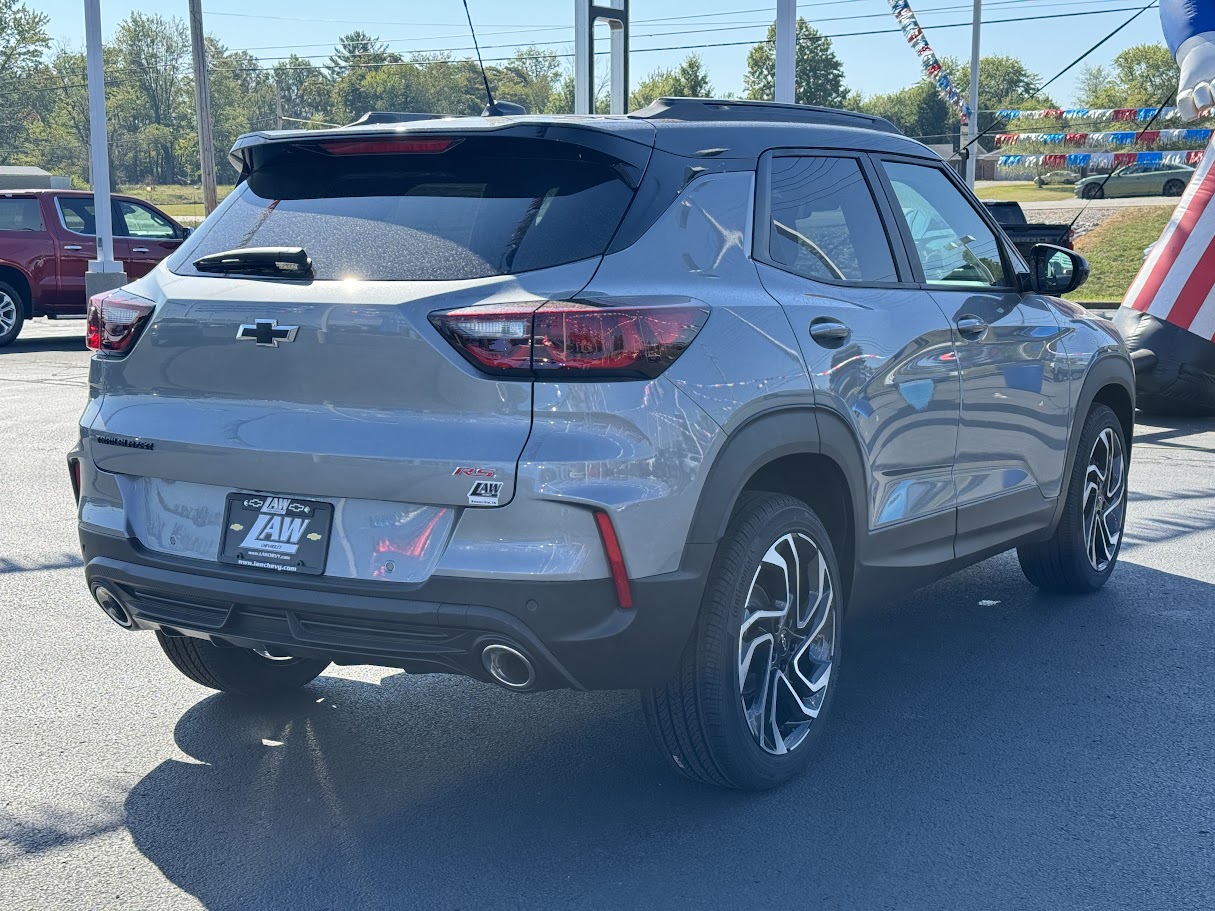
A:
93,584,540,689
481,642,537,691
92,585,134,629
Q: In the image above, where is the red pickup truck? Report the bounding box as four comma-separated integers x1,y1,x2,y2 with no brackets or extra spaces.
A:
0,189,187,346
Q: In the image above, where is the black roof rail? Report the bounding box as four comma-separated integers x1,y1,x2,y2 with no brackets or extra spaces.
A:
628,97,902,135
346,111,448,127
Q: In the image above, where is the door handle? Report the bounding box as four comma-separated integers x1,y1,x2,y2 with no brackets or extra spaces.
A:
956,315,989,338
63,244,82,251
132,247,149,253
809,318,851,346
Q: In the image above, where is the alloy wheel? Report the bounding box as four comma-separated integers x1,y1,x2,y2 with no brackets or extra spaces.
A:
0,292,16,337
737,532,836,755
1082,427,1126,572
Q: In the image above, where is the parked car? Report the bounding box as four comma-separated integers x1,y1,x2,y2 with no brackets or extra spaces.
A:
1033,170,1079,186
1074,162,1195,199
71,99,1134,790
0,189,187,346
982,199,1073,260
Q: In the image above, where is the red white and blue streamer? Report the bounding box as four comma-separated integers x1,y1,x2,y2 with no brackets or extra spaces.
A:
888,0,971,125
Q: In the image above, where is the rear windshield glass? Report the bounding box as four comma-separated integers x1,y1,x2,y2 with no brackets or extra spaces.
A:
172,137,637,281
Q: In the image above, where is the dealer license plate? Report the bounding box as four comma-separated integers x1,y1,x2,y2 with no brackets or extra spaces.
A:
218,493,333,575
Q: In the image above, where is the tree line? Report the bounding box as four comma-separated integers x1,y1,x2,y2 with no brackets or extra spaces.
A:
0,0,1186,189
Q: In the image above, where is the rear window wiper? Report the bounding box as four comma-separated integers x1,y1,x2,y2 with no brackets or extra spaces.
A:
193,247,313,278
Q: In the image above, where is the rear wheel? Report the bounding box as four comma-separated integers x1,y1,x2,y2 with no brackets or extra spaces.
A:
1018,404,1128,593
156,632,329,696
642,493,842,790
1082,183,1104,200
1163,179,1186,197
0,282,25,347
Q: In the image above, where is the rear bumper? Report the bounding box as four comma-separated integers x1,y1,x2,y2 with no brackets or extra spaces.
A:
79,528,711,690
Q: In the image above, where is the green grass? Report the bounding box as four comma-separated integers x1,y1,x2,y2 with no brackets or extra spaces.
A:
117,184,234,215
1066,206,1173,303
974,181,1080,203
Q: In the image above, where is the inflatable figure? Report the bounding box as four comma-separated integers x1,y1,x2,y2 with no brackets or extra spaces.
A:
1116,0,1215,414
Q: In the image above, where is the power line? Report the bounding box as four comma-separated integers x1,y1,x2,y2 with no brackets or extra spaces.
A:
0,0,1134,89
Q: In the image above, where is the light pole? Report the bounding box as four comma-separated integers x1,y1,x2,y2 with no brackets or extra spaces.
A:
83,0,126,298
775,0,796,103
967,0,982,188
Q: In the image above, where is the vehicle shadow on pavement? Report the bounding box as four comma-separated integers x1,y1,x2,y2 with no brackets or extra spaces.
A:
0,336,85,355
123,554,1215,911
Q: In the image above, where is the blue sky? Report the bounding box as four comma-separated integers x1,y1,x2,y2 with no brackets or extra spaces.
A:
37,0,1164,107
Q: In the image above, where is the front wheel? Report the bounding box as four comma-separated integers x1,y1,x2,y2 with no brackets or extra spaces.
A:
1082,183,1104,200
1163,179,1186,197
156,632,329,696
642,493,842,790
1018,404,1128,593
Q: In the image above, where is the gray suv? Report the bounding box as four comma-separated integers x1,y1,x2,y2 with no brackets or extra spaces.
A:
71,99,1134,790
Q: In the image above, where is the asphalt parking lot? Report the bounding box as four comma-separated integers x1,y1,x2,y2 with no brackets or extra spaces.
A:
2,320,1213,910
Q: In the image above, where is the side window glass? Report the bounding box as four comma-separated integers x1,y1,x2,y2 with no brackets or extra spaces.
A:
0,198,43,231
881,161,1009,288
118,201,177,238
58,197,96,235
768,156,899,284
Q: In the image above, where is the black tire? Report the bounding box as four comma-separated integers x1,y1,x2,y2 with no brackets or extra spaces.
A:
0,280,26,347
155,632,328,696
1163,179,1186,198
642,493,843,790
1018,404,1128,593
1082,183,1104,200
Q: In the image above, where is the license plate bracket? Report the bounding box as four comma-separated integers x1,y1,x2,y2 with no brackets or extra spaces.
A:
218,493,333,575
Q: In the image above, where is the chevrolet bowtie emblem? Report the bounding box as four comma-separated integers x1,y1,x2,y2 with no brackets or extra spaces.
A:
236,319,299,347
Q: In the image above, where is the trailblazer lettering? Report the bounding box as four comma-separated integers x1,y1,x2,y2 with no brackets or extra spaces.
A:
96,435,153,451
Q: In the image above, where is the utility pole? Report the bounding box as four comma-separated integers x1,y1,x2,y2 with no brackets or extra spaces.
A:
83,0,125,298
188,0,218,214
775,0,796,104
275,85,285,130
966,0,982,188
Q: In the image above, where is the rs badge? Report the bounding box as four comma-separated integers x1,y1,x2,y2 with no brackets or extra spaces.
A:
467,481,503,506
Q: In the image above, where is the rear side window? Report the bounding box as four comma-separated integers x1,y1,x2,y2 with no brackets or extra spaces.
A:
767,156,898,284
58,197,97,234
175,137,638,281
881,161,1009,288
0,198,42,231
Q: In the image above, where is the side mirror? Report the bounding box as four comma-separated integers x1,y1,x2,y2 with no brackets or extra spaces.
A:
180,226,193,240
1024,244,1089,296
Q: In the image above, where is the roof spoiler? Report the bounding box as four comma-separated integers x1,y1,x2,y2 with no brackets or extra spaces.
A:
629,97,902,135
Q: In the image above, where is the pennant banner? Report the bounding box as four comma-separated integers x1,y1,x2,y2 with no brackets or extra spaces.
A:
996,106,1180,121
888,0,971,124
998,149,1206,169
994,129,1212,147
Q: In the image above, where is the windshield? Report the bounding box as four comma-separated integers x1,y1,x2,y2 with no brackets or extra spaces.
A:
171,137,637,281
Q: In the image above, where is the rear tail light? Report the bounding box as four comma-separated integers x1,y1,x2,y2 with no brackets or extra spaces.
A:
86,289,155,356
429,301,708,379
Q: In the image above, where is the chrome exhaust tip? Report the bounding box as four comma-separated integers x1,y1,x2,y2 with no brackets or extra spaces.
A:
93,585,134,629
481,643,537,691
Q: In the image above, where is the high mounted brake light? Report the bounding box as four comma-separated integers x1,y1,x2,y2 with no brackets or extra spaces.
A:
86,289,155,356
429,301,709,379
317,138,459,155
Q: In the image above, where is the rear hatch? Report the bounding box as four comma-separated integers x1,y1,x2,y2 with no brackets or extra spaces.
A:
86,126,651,570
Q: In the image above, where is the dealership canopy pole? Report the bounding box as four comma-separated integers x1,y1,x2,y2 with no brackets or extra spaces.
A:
775,0,796,103
83,0,126,296
966,0,982,188
189,0,218,214
574,0,629,114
